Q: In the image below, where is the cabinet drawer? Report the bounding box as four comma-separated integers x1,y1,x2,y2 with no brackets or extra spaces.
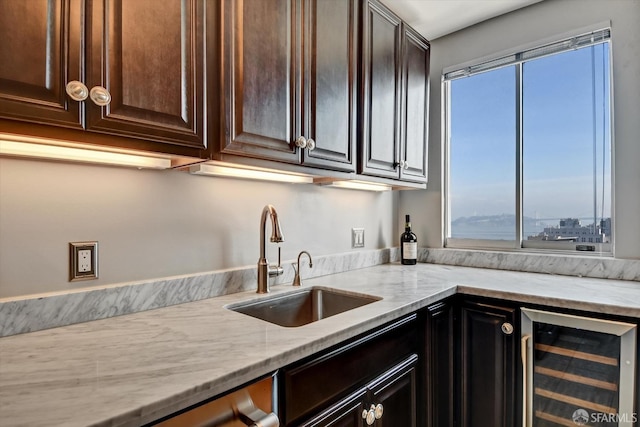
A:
280,314,418,424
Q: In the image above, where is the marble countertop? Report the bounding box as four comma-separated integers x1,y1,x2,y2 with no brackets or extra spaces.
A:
1,263,639,427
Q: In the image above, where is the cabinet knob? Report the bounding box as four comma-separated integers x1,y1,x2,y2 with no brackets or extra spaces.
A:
501,322,514,335
306,138,316,151
396,160,408,170
89,86,112,106
374,403,384,419
362,406,376,425
65,81,89,102
295,136,307,149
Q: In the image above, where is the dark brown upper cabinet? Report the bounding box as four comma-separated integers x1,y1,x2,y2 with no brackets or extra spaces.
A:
0,0,213,159
220,0,358,172
0,0,83,129
360,0,429,184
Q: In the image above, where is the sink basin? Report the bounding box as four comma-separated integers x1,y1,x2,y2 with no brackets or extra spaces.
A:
227,287,381,327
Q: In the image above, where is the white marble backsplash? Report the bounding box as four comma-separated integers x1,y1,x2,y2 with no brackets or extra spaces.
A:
2,246,638,337
419,248,640,281
0,248,395,337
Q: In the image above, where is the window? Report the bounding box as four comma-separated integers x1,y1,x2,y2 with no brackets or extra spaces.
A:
445,29,612,253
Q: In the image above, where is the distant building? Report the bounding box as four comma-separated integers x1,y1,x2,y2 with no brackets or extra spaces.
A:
527,218,610,243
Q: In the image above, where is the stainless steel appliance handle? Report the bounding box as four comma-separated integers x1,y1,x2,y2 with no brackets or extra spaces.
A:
521,334,531,427
236,393,279,427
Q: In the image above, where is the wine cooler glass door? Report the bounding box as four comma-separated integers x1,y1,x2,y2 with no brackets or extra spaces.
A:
521,308,636,427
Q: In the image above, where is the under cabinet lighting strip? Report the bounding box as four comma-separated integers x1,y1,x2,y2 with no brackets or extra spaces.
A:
0,138,172,169
189,163,314,184
320,180,391,192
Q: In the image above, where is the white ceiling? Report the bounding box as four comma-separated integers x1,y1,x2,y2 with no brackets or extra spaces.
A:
381,0,543,40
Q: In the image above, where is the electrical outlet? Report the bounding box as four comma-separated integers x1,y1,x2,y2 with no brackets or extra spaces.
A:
352,228,365,248
70,242,98,281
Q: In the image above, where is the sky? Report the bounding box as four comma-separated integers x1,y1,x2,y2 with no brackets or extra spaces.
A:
448,42,611,226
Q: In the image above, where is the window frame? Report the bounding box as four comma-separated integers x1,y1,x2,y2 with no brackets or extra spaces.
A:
443,25,614,256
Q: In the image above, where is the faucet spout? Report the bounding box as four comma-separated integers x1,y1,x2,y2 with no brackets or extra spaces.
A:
292,250,313,287
258,205,284,293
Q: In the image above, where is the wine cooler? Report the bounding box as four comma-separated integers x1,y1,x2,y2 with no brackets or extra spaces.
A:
521,308,637,427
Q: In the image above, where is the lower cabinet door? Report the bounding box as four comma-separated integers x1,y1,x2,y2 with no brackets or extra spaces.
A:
297,354,418,427
299,389,367,427
367,355,418,427
459,300,518,427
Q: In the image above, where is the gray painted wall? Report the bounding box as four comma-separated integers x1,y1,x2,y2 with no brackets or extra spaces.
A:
0,158,396,298
400,0,640,259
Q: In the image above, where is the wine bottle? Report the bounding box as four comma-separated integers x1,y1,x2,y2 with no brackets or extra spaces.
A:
401,214,418,265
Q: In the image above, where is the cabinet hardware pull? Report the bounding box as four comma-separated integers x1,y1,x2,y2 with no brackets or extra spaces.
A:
521,334,531,427
306,138,316,151
65,81,89,102
89,86,112,106
403,160,409,170
374,403,384,419
362,405,376,425
501,322,514,335
295,136,307,149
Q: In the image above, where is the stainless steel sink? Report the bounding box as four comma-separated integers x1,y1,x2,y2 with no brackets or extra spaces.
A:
227,287,381,327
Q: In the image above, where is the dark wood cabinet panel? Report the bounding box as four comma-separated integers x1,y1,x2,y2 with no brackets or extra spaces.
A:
425,301,455,427
459,300,518,427
85,0,207,150
221,0,299,162
0,0,83,128
0,0,213,158
400,25,429,183
368,355,418,427
301,0,357,172
299,388,367,427
360,0,429,184
279,314,418,426
360,0,402,179
221,0,357,171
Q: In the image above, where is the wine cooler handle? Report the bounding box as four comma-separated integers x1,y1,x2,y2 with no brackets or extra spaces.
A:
521,334,531,427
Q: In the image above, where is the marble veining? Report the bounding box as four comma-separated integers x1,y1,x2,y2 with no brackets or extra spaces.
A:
0,249,394,337
420,248,640,281
0,262,639,427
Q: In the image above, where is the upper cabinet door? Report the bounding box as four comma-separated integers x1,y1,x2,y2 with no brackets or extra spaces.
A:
0,0,83,128
221,0,300,163
360,0,402,179
85,0,207,151
301,0,357,172
400,26,429,183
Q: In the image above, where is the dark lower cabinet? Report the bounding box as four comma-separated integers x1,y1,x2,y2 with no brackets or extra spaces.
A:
367,355,417,427
458,299,518,427
425,301,455,427
299,389,368,427
299,355,418,427
279,314,419,426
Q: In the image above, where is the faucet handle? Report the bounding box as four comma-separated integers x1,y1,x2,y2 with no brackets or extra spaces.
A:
268,246,284,278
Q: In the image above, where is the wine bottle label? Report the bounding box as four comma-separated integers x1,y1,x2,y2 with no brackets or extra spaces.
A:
403,242,417,259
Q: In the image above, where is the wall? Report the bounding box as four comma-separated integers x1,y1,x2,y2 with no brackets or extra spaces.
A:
400,0,640,259
0,157,397,298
